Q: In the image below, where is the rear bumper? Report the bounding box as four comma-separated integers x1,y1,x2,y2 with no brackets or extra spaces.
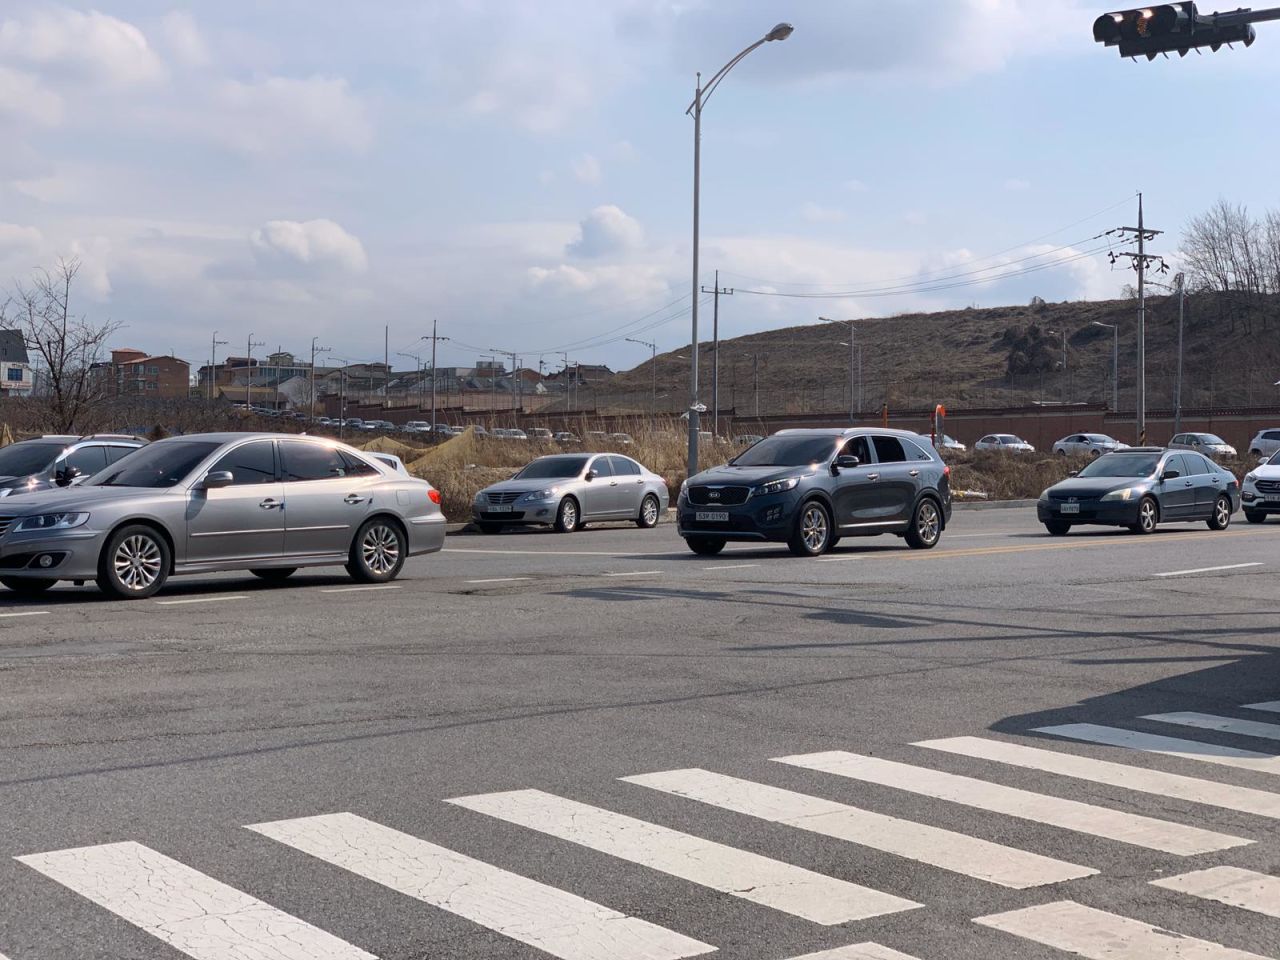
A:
408,514,447,554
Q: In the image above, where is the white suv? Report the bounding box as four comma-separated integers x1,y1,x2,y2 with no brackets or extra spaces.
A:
1248,428,1280,459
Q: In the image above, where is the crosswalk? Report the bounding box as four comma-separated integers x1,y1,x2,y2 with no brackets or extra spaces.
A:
8,697,1280,960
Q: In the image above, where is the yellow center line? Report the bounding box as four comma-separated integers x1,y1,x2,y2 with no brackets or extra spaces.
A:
897,530,1241,561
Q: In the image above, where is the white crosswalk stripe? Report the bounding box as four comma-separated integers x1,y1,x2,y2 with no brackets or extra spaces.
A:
1146,711,1280,743
1035,723,1280,775
1244,701,1280,713
1152,866,1280,919
15,840,376,960
783,945,922,960
774,750,1251,855
248,812,714,960
974,900,1272,959
447,789,919,924
622,768,1095,889
917,735,1280,819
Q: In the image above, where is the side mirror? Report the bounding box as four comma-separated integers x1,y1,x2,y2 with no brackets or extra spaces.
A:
1068,471,1079,478
202,470,234,489
585,470,597,482
1162,469,1181,481
834,455,861,471
54,466,81,487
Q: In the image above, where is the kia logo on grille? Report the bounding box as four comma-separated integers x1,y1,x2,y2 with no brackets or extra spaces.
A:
708,491,721,500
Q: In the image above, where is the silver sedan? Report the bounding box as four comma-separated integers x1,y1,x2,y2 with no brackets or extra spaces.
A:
0,432,447,600
473,452,669,533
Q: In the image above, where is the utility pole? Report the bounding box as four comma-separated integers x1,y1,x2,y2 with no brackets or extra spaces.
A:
1174,272,1186,435
1109,193,1164,444
821,317,859,422
422,320,449,429
208,331,227,404
752,353,761,418
246,333,265,409
489,349,522,417
397,351,423,411
701,271,733,435
626,337,658,420
310,337,331,418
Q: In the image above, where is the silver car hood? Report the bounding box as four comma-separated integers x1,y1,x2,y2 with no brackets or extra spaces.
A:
1250,464,1280,479
481,477,577,494
0,485,168,514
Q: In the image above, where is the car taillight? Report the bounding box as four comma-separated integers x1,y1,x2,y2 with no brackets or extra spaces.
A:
943,465,950,478
428,489,441,505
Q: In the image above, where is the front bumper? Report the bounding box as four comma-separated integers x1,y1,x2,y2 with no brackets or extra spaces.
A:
676,490,798,542
472,499,559,525
1241,486,1280,514
0,528,105,580
1037,498,1138,526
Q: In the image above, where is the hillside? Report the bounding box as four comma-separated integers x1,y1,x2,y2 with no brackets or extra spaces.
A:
597,293,1280,417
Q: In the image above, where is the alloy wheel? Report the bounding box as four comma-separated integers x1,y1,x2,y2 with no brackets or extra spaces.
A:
361,524,401,576
916,501,941,545
1214,497,1231,529
114,535,162,592
1139,499,1157,532
801,504,828,553
641,497,659,526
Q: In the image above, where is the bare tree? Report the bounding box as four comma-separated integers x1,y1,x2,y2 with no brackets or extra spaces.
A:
1,258,121,433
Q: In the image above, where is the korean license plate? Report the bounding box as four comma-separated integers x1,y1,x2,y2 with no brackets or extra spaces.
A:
1059,503,1080,515
696,511,730,522
488,504,514,513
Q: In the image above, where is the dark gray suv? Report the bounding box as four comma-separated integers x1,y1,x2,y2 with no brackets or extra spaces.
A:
677,428,952,557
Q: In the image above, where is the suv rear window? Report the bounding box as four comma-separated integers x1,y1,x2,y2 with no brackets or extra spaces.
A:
871,436,908,464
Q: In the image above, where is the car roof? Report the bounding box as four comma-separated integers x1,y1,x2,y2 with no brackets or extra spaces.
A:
772,427,928,440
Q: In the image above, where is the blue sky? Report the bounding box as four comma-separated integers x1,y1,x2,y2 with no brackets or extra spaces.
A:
1,1,1277,374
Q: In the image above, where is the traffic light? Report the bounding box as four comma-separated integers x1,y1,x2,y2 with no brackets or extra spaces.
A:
1093,3,1259,59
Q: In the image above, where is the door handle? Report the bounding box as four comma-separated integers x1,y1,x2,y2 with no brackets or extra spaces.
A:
1184,481,1194,487
344,494,367,504
609,481,619,487
866,473,880,481
909,469,920,477
259,498,281,509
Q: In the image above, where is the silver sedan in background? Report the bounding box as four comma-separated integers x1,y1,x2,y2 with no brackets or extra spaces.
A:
0,433,446,600
473,452,669,534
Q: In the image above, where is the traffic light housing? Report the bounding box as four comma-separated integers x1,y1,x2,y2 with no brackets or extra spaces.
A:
1093,3,1258,59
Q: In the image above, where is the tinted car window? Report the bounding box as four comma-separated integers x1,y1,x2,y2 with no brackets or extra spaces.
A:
903,438,934,461
95,441,221,488
210,441,276,485
872,436,908,464
280,440,349,482
0,441,64,477
840,436,871,464
516,456,588,479
609,456,641,476
1180,453,1208,476
736,436,837,467
340,451,380,477
588,456,614,478
1165,454,1191,477
1078,453,1161,478
65,446,108,476
104,445,137,464
1266,431,1280,441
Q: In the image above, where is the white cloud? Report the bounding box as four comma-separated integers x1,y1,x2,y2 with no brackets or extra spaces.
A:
0,222,44,257
566,205,645,258
0,65,62,125
1004,178,1031,192
250,219,369,273
160,11,211,68
571,153,603,185
801,202,847,224
211,76,373,154
0,7,164,86
843,178,869,193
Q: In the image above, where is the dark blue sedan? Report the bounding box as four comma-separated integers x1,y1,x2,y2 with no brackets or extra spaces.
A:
1037,447,1239,535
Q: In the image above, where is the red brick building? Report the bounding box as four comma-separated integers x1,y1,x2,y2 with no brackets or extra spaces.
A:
110,349,191,398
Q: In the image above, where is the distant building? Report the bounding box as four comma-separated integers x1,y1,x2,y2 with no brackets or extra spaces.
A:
0,329,32,396
110,348,191,398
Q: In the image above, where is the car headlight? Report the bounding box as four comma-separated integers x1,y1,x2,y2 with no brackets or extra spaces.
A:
13,512,89,532
1100,488,1135,502
753,477,801,497
679,480,689,499
1038,488,1052,501
0,488,13,498
1245,473,1258,485
519,487,559,502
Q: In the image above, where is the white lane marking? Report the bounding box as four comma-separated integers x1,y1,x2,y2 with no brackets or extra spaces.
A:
153,595,249,606
249,813,712,960
319,585,401,593
974,900,1269,959
1153,562,1263,577
1146,711,1280,743
775,750,1248,856
465,577,534,584
446,548,671,557
1152,866,1280,919
1037,723,1280,776
0,610,49,619
917,736,1280,820
16,841,375,960
816,555,868,563
701,564,759,571
623,768,1094,890
448,789,918,924
1245,701,1280,713
601,571,662,578
784,945,923,960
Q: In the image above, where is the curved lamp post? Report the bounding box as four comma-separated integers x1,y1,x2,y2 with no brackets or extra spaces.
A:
686,22,793,478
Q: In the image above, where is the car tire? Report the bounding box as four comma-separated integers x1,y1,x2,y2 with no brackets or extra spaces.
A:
97,524,170,600
788,500,832,557
1207,495,1232,531
636,494,661,529
1250,449,1262,458
1090,449,1102,458
0,576,56,595
685,536,725,556
346,517,406,583
476,522,504,535
1245,510,1266,524
553,497,580,533
1129,497,1159,535
905,498,943,549
1057,449,1067,457
250,568,297,582
1044,520,1072,536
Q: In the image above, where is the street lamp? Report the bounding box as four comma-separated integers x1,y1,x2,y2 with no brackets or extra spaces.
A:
1046,328,1069,402
820,317,861,421
686,21,793,479
625,337,658,419
1147,273,1188,434
1091,321,1119,414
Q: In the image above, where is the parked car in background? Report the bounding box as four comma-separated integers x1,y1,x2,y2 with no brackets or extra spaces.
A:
0,433,446,599
584,431,609,444
1247,428,1280,459
609,432,634,445
1169,432,1237,459
527,428,554,441
473,453,669,534
1037,447,1237,536
0,435,147,498
975,434,1035,454
934,434,966,452
403,421,431,434
343,419,365,431
1241,449,1280,523
507,428,529,441
677,428,951,557
1051,433,1128,458
554,432,579,444
470,425,488,437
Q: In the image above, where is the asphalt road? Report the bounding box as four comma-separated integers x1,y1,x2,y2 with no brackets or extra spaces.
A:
3,508,1280,960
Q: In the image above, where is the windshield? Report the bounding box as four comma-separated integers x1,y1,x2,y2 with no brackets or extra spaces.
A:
93,441,221,488
733,436,836,467
1078,452,1161,479
0,441,65,478
1086,435,1116,443
1194,434,1226,445
1269,451,1280,467
997,435,1021,443
515,456,588,479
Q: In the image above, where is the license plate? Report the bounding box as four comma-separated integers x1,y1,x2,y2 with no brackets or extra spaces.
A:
696,511,730,522
1060,503,1080,515
488,504,514,513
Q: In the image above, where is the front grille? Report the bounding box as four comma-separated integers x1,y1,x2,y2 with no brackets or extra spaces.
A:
1256,480,1280,495
1048,492,1102,503
486,491,526,505
687,485,750,506
0,515,17,537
